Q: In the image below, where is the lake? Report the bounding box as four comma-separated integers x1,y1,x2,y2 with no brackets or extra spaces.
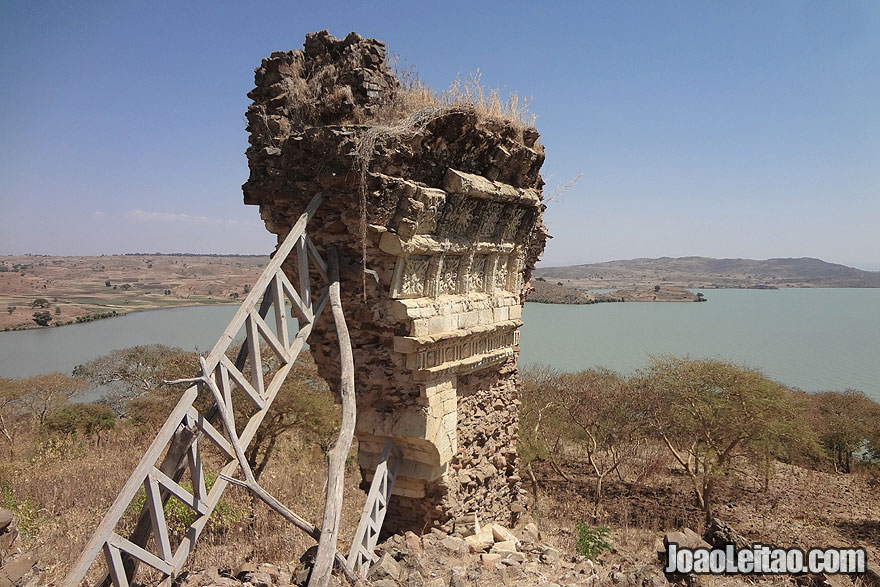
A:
0,289,877,400
520,288,879,399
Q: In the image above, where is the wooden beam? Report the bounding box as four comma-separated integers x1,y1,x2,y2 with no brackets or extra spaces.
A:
245,314,265,398
109,533,175,576
249,308,288,363
347,439,399,576
309,249,357,587
150,467,206,515
103,543,129,587
65,385,199,586
144,475,172,562
296,235,312,316
278,268,313,325
203,193,323,370
219,354,265,412
305,235,328,280
272,274,290,349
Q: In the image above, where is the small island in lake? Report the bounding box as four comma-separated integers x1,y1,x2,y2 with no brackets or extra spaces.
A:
610,285,706,302
527,279,598,304
527,279,706,304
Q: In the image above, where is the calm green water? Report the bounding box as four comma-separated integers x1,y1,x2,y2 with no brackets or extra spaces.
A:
0,305,240,379
520,288,880,399
0,289,877,399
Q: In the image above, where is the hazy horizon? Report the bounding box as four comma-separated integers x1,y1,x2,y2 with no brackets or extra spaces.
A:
3,250,878,273
2,2,878,270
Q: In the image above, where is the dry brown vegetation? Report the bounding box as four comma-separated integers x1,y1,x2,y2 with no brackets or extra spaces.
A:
268,32,536,143
3,348,879,585
372,67,537,138
0,348,352,585
519,359,880,568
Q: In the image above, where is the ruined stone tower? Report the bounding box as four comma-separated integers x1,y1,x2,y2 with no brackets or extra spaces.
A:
243,31,547,533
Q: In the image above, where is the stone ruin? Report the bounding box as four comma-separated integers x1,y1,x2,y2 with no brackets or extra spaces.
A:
243,31,547,533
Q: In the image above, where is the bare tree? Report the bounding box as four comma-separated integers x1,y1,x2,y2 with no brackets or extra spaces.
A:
0,378,25,454
243,353,339,481
73,345,197,414
554,369,646,520
518,366,569,511
16,373,86,425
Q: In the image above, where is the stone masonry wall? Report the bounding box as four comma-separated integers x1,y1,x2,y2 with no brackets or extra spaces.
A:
243,31,547,533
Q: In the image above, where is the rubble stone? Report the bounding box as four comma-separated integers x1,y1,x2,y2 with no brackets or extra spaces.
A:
465,531,495,553
440,536,470,556
491,540,519,555
0,511,11,533
490,523,519,545
369,553,403,582
662,528,710,551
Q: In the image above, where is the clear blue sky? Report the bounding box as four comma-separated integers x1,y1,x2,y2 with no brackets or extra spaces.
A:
1,1,878,269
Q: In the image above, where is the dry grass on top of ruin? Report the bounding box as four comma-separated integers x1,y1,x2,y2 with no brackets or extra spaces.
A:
379,66,538,137
352,66,541,183
259,31,538,145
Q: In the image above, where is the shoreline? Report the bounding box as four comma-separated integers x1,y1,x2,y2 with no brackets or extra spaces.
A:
1,300,240,333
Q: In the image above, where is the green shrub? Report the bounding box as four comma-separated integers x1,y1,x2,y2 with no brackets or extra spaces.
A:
0,480,44,537
46,403,116,438
125,472,246,537
575,522,612,559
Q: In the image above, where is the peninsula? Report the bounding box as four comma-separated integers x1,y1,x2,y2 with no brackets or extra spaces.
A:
534,256,880,290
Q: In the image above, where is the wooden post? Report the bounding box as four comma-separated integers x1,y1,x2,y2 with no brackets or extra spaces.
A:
309,248,357,587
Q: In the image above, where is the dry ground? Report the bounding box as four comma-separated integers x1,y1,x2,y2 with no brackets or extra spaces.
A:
1,423,363,585
534,451,880,572
531,257,880,290
0,255,267,331
4,424,878,585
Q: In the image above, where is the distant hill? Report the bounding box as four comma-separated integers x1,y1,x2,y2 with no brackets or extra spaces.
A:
533,257,880,289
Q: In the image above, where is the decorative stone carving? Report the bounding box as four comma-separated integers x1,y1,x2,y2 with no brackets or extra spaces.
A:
500,206,527,241
467,255,487,293
439,256,460,295
494,256,510,292
479,202,504,237
414,187,446,235
440,195,480,238
413,328,519,372
398,256,430,298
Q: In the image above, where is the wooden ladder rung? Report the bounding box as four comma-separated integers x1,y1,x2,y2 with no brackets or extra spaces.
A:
109,533,175,575
150,467,206,515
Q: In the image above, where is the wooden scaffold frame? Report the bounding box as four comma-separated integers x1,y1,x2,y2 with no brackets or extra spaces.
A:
65,193,399,587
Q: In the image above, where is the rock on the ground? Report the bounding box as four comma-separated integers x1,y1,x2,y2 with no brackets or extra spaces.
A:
0,510,12,533
369,553,403,582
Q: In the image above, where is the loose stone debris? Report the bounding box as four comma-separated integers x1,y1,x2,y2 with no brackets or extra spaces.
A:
173,520,666,587
0,508,42,587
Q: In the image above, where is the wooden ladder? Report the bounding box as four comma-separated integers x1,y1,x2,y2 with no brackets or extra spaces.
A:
347,439,401,577
64,193,400,587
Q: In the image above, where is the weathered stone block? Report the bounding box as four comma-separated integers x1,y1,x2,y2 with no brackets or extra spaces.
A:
369,553,402,582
